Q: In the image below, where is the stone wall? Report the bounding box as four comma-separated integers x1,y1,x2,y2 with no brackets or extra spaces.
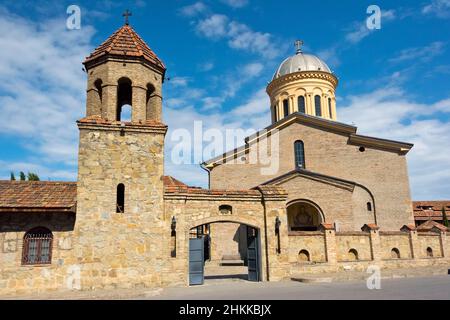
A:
0,213,75,294
209,121,414,231
287,225,450,276
209,223,247,262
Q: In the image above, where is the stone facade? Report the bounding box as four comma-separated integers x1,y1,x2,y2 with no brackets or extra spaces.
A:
1,23,449,297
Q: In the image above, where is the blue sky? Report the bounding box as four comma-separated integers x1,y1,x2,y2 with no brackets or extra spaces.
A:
0,0,449,200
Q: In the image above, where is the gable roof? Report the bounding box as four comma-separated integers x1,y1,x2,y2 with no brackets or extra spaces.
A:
260,168,356,192
83,24,165,72
203,112,413,168
0,181,77,213
417,220,449,233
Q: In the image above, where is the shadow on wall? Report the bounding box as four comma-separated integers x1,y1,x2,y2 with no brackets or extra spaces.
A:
0,212,76,233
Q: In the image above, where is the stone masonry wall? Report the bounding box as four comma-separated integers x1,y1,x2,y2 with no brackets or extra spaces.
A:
209,121,414,231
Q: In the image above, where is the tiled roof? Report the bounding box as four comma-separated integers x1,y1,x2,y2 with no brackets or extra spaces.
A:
413,201,450,219
0,181,77,212
83,24,165,70
417,220,449,232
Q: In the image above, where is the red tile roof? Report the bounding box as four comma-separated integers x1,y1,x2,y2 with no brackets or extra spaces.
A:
83,24,165,70
0,181,77,212
413,201,450,220
417,220,449,232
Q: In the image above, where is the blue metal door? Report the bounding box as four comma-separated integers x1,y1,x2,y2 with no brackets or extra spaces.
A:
247,227,260,282
189,238,204,285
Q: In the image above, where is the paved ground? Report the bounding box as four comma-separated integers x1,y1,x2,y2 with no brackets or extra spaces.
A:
151,276,450,300
3,274,450,300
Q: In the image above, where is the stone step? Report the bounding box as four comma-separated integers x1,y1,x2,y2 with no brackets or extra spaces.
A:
220,260,245,266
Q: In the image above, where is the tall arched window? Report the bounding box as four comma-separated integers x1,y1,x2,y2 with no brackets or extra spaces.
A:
314,95,322,117
298,96,306,114
117,77,132,121
283,99,289,118
294,140,305,169
272,105,277,122
94,79,103,103
117,183,125,213
22,227,53,265
328,98,333,118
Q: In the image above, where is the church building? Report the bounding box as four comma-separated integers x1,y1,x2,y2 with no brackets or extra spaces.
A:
0,21,449,295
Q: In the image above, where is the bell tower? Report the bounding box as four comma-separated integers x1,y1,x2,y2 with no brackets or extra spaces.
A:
74,17,169,288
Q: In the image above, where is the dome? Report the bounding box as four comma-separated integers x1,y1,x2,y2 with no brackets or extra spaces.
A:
273,46,332,80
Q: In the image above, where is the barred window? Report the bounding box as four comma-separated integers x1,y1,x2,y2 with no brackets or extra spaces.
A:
294,140,305,169
22,227,53,265
298,96,306,114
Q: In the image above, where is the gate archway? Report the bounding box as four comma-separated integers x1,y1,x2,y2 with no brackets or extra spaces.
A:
188,219,262,286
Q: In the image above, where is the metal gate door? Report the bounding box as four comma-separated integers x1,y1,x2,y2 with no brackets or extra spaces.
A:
189,238,204,285
247,227,260,282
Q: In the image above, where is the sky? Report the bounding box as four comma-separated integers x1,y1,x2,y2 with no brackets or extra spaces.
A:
0,0,449,200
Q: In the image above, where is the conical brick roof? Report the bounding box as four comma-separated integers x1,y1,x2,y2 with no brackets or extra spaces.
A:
84,24,165,70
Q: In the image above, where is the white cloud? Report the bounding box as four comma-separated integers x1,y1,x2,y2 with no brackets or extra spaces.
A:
194,14,281,59
422,0,450,18
339,87,450,200
220,0,249,8
179,2,208,17
198,61,214,72
345,9,396,44
0,10,96,178
389,41,445,63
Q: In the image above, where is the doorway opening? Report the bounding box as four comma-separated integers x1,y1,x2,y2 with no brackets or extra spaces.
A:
189,222,261,285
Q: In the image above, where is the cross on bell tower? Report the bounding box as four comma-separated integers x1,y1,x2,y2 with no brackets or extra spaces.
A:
122,9,132,25
295,40,304,54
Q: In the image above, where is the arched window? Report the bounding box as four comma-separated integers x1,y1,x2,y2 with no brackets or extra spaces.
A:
298,250,311,263
272,105,277,122
348,248,359,261
294,140,305,169
116,183,125,213
117,77,132,121
283,99,289,118
298,96,306,114
426,247,433,258
367,202,372,212
328,98,332,118
22,227,53,265
314,95,322,117
391,248,401,259
94,79,103,103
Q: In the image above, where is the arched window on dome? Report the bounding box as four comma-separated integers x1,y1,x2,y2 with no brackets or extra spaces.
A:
328,98,333,118
283,99,289,118
117,77,132,121
298,96,306,114
294,140,305,169
314,95,322,117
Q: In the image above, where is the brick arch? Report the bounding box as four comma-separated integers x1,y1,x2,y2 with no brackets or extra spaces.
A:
286,199,325,222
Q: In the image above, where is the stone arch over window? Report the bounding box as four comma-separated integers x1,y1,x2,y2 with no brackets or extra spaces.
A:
298,249,311,263
426,247,433,258
287,200,324,232
117,77,132,121
22,227,53,265
348,248,359,261
116,183,125,213
298,96,306,114
314,95,322,117
294,140,305,169
391,248,401,259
